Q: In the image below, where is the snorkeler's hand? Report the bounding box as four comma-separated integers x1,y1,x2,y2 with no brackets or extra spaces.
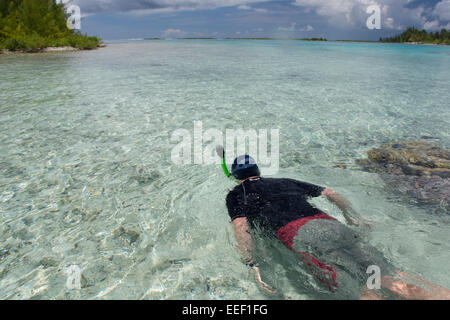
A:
350,211,373,230
252,267,278,295
359,217,373,230
345,208,373,229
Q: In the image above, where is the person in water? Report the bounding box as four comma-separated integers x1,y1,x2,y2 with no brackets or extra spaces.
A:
226,155,450,299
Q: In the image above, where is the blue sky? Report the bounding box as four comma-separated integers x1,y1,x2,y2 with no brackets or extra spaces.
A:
71,0,450,40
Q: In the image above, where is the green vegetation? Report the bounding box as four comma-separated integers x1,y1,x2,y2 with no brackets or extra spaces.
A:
0,0,101,51
298,37,327,41
380,27,450,45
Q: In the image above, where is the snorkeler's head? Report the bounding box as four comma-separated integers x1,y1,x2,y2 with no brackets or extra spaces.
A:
231,155,261,181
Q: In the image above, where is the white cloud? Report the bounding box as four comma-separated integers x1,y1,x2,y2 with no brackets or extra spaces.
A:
278,23,313,32
434,0,450,21
293,0,360,16
278,22,297,31
420,0,450,31
162,28,187,38
293,0,379,28
385,17,394,29
292,0,446,31
237,4,268,13
237,4,251,10
254,8,268,13
304,24,314,31
423,20,441,30
74,0,269,14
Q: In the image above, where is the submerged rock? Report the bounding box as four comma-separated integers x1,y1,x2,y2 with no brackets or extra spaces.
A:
113,226,141,245
358,142,449,210
0,249,9,258
40,257,59,268
80,265,108,288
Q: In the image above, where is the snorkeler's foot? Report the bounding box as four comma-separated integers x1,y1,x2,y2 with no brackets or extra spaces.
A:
394,272,450,300
382,272,450,300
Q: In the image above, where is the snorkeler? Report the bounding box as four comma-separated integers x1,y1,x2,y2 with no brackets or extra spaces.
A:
224,154,450,300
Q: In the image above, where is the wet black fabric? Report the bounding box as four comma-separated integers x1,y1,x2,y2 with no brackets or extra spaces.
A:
226,178,325,232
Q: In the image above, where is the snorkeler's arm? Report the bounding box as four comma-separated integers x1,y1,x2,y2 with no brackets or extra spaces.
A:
232,217,256,266
232,217,277,295
321,189,362,227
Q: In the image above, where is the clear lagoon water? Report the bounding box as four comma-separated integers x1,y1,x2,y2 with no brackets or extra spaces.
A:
0,40,449,299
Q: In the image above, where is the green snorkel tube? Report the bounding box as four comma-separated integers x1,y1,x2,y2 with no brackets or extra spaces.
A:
216,145,239,184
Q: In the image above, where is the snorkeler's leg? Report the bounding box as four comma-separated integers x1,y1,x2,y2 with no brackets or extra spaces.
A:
289,218,364,293
381,271,450,300
360,288,382,300
397,272,450,299
295,220,450,300
350,244,450,299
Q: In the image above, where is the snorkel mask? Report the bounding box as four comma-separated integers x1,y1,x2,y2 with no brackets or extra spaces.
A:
216,146,260,183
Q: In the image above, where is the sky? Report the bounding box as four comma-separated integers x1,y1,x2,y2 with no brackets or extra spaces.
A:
69,0,450,40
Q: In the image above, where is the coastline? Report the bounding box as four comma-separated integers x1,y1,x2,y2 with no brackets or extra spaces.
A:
0,44,106,55
379,41,449,46
1,40,448,55
151,38,449,45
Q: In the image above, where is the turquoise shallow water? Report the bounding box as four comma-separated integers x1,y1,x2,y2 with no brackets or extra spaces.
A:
0,40,449,299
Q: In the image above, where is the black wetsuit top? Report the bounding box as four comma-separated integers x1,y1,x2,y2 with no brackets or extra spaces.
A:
226,177,325,233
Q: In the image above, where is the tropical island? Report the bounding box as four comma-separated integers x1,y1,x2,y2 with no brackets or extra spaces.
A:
0,0,102,53
380,27,449,45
